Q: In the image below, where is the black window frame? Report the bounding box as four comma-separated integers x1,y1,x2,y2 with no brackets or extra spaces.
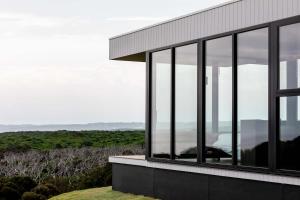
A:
203,34,234,165
274,17,300,176
146,15,300,177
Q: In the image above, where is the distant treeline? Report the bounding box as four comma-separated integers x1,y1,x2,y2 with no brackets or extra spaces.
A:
0,130,145,152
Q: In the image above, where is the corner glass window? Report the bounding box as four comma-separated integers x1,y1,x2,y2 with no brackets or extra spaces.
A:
151,49,171,159
205,36,232,164
175,44,197,161
237,28,269,167
280,96,300,171
280,23,300,90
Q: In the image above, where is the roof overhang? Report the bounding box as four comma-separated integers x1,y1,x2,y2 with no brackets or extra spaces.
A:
109,0,300,62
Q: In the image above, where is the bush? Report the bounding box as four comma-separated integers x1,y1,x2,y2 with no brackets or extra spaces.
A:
9,177,37,194
122,149,134,155
80,140,93,147
43,183,59,197
31,185,49,198
22,192,46,200
5,144,31,153
42,176,77,194
3,182,21,193
0,186,21,200
79,163,112,189
54,143,63,149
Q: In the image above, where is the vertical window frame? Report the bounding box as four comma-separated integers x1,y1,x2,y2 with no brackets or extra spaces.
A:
276,18,300,173
204,34,234,165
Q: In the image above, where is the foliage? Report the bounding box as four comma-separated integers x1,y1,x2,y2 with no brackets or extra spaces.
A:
0,186,21,200
49,187,155,200
43,183,59,197
9,177,37,194
32,185,51,197
79,163,112,189
0,146,143,182
0,164,113,199
0,130,145,199
0,130,144,151
22,192,46,200
0,177,37,200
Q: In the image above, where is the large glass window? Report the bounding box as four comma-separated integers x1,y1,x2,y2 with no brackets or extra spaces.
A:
237,28,269,167
279,22,300,171
280,23,300,90
205,36,232,164
175,44,197,161
151,49,171,159
280,96,300,171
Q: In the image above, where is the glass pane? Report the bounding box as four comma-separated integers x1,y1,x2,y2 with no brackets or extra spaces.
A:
151,49,171,159
237,28,269,167
175,44,197,162
205,36,232,164
280,23,300,89
280,96,300,171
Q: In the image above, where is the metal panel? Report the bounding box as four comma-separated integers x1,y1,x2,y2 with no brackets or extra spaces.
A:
110,157,300,186
110,0,300,60
111,163,300,200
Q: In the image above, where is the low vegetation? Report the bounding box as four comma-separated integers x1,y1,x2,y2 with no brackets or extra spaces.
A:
49,187,155,200
0,146,143,181
0,130,145,200
0,130,144,151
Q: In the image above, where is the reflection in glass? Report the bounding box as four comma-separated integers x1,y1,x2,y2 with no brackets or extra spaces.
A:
280,97,300,171
237,28,269,167
205,36,232,164
280,23,300,89
175,44,197,161
151,50,171,159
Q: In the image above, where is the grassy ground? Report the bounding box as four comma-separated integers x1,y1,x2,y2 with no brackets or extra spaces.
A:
49,187,155,200
0,130,144,151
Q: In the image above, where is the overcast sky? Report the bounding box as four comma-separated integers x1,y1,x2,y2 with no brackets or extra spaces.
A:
0,0,228,124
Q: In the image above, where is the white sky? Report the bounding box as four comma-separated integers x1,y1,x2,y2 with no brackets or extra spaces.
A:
0,0,228,124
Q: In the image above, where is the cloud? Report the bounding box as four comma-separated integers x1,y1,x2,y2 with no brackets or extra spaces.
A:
106,16,170,22
0,13,61,27
0,12,99,38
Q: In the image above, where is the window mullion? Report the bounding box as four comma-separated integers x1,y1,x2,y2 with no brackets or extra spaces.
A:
171,47,176,160
269,24,278,171
232,33,238,166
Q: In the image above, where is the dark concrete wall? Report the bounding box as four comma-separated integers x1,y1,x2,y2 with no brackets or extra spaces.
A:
112,163,300,200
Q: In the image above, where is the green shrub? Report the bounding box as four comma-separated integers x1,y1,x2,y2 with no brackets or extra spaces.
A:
54,143,63,149
0,130,145,151
0,186,21,200
9,177,37,194
31,185,49,197
3,182,21,193
5,144,31,152
43,183,59,197
22,192,46,200
42,176,77,194
80,140,93,147
80,163,112,189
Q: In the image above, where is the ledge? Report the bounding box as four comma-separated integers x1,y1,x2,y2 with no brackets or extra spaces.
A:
109,155,300,186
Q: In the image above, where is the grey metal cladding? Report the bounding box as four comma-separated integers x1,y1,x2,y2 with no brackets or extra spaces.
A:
109,0,300,60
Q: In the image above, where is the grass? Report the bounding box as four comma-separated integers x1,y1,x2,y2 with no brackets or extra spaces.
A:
0,130,144,151
49,187,155,200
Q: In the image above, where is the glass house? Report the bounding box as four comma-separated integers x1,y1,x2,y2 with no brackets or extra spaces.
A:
109,0,300,199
